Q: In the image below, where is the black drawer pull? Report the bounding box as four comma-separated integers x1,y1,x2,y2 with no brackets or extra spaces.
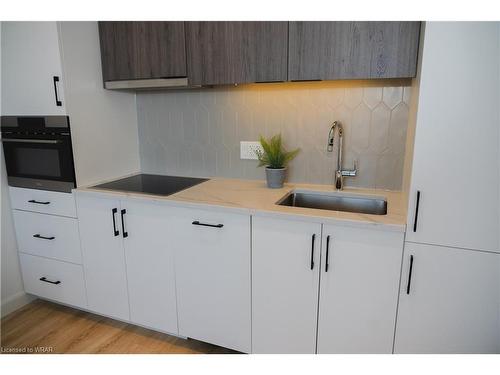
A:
192,220,224,228
28,199,50,205
325,235,331,272
112,208,119,237
40,277,61,285
310,234,316,270
121,209,128,238
413,191,421,232
33,234,55,240
53,76,62,106
406,255,414,295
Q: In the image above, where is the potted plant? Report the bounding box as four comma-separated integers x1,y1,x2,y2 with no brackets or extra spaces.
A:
256,134,300,189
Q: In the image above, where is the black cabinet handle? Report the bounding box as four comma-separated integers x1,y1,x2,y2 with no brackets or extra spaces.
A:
310,234,316,270
53,76,62,106
121,209,128,238
192,221,224,228
112,208,119,236
28,199,50,205
33,234,55,240
325,235,331,272
413,191,421,232
40,277,61,285
406,255,414,295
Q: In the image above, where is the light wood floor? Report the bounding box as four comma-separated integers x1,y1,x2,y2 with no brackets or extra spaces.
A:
1,299,237,354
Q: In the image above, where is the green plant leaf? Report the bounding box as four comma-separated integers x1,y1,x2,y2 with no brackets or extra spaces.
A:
256,133,300,169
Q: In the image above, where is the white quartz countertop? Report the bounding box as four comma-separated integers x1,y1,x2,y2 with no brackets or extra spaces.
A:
75,177,408,232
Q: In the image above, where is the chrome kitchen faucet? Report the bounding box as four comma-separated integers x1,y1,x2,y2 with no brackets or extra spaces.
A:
327,121,357,190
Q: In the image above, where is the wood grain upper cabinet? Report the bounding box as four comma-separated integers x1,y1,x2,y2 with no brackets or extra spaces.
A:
185,22,288,85
98,21,187,81
288,22,421,81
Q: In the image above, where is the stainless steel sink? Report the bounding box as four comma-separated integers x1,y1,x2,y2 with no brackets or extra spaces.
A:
276,190,387,215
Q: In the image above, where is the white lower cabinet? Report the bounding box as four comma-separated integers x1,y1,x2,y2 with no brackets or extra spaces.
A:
122,200,178,334
77,193,250,351
252,216,404,353
252,216,321,354
317,225,404,353
77,194,179,333
74,191,498,354
394,243,500,354
76,195,130,321
172,208,251,353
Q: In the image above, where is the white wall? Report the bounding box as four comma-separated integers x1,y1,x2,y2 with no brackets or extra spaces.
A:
58,21,140,187
0,23,35,318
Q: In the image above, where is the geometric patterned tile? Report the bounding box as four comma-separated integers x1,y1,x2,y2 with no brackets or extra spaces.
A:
137,81,411,190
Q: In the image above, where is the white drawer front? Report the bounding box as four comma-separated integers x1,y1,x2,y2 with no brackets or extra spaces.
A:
10,187,76,218
14,210,82,264
20,253,87,309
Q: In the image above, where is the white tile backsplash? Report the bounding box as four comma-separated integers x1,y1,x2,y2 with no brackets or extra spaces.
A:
137,81,411,190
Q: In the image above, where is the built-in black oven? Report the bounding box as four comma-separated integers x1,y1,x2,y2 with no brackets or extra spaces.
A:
1,116,76,193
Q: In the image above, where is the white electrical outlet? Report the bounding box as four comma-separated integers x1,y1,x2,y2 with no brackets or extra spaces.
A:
240,141,263,160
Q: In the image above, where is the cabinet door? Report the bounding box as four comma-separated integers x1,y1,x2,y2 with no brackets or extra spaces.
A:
98,21,186,81
395,243,500,353
317,225,404,353
76,194,129,321
185,21,288,85
122,200,178,335
1,21,66,115
288,21,420,81
252,216,321,354
406,22,499,252
172,208,251,353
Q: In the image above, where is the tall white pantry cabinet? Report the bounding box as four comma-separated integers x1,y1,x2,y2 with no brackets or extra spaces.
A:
395,22,500,353
1,22,67,116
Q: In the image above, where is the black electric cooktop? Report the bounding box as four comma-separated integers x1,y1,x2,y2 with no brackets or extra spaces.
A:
93,174,208,196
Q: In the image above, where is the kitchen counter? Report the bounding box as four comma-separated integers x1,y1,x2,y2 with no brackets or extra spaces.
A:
75,177,408,232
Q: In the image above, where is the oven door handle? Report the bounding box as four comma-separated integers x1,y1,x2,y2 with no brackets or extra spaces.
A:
1,138,61,144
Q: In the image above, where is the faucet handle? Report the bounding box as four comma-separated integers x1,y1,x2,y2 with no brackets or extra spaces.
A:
341,159,357,177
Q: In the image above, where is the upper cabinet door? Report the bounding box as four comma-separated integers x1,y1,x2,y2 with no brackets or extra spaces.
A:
185,21,288,85
98,21,187,81
406,22,499,252
288,22,420,81
1,22,66,115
